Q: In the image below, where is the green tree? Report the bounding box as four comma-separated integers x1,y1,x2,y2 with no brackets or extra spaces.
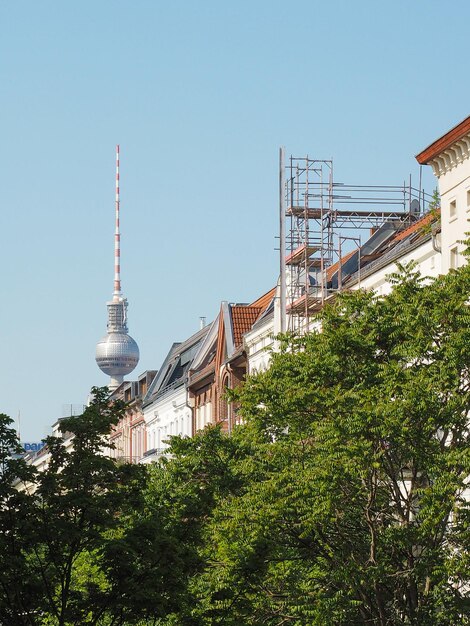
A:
191,263,470,625
0,414,40,626
0,388,215,626
29,387,147,626
131,427,248,625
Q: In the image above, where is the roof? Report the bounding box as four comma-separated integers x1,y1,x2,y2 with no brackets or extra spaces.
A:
327,220,403,288
391,211,437,243
189,287,276,386
187,318,218,372
142,325,210,406
250,286,276,311
231,305,263,347
326,249,356,282
342,210,440,287
227,288,275,353
416,115,470,164
326,211,439,290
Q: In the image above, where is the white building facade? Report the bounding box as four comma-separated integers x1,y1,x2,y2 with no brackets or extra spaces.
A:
416,115,470,273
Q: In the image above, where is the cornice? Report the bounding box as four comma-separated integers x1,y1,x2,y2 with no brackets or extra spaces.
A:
427,134,470,177
416,115,470,177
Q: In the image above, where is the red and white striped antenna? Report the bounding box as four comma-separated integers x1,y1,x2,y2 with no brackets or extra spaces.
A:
113,144,121,299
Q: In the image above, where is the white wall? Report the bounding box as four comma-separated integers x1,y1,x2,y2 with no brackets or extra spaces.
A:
143,385,192,456
245,314,275,375
355,239,441,295
195,401,212,432
434,158,470,273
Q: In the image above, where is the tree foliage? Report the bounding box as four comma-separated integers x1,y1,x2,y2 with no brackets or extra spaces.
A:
0,389,155,626
30,387,150,625
0,414,40,625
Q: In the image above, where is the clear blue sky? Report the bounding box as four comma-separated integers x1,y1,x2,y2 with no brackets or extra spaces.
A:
0,0,467,440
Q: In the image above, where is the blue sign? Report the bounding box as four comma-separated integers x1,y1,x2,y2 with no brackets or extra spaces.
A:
22,442,45,452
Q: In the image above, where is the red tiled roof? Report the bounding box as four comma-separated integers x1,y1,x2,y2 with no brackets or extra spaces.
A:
416,115,470,164
250,286,276,310
231,306,263,347
390,210,439,243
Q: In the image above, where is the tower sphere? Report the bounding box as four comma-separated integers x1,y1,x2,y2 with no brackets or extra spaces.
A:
96,331,139,377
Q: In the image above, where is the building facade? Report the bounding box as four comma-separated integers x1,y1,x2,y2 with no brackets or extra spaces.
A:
188,290,275,434
107,370,157,463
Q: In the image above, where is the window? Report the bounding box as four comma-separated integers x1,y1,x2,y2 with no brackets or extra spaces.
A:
450,246,459,270
449,199,457,220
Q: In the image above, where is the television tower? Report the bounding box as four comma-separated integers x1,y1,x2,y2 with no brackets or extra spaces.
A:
95,145,139,390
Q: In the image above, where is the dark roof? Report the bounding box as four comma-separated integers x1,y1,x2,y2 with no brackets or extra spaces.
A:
342,210,439,287
319,212,440,293
142,325,210,406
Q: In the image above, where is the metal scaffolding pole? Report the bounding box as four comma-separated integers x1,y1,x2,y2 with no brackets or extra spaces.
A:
279,146,286,334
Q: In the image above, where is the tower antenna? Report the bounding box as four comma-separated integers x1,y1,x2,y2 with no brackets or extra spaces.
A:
114,144,121,299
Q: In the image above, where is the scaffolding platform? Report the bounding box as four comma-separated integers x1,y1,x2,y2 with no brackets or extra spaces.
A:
287,292,338,315
287,205,323,219
285,244,320,266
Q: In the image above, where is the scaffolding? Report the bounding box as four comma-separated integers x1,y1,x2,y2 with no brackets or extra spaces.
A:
280,155,431,331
